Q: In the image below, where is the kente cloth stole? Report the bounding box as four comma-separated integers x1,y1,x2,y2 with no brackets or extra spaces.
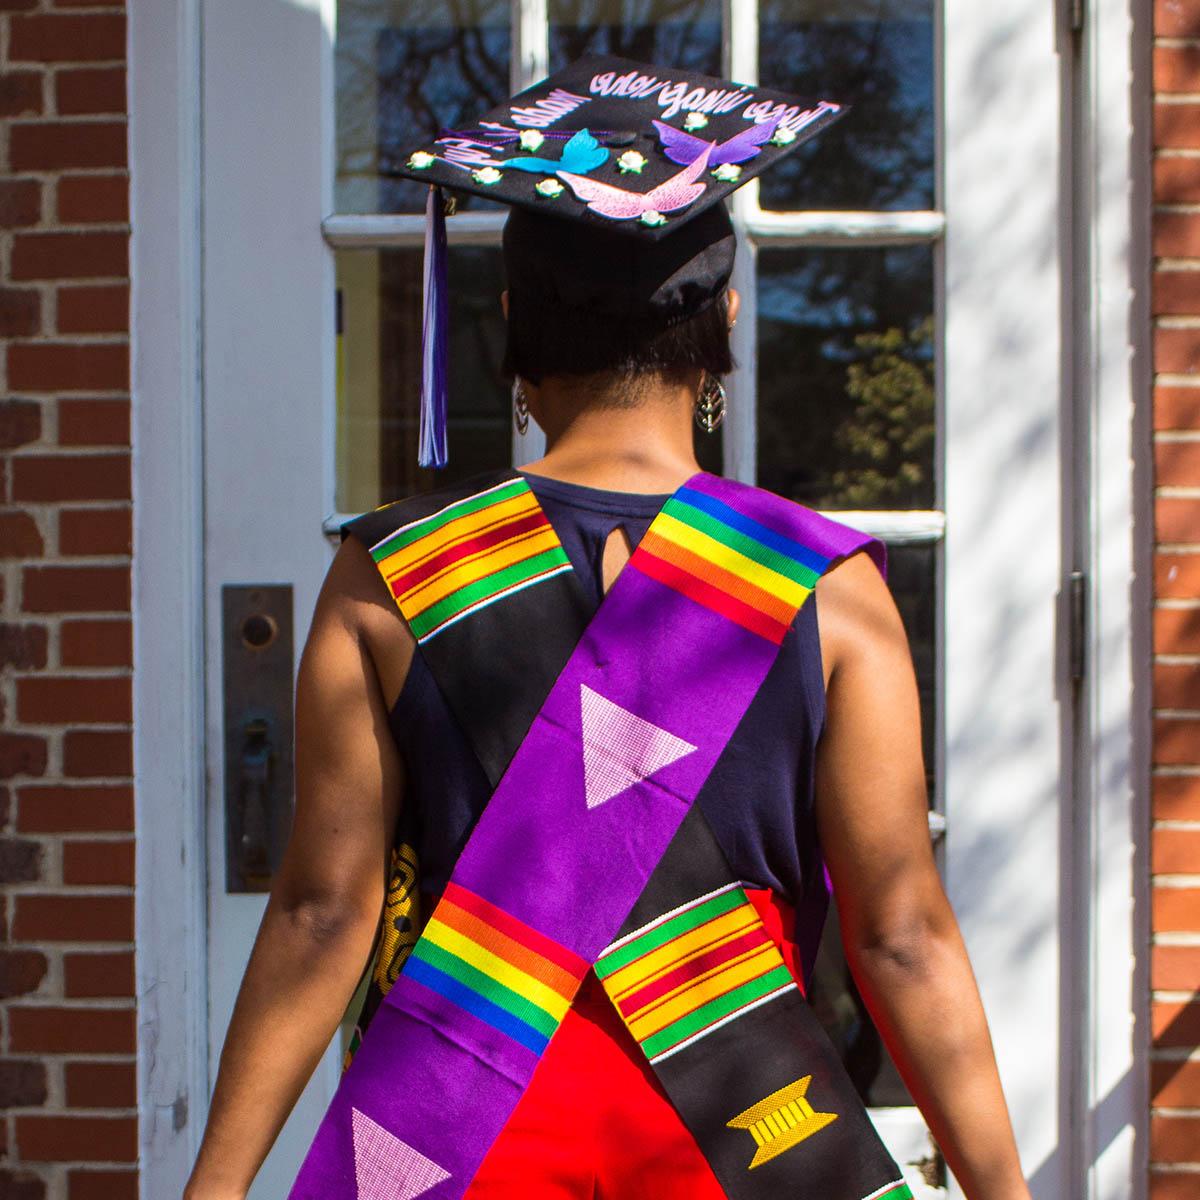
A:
289,470,911,1200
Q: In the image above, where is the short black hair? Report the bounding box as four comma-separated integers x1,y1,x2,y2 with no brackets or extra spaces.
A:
503,287,734,385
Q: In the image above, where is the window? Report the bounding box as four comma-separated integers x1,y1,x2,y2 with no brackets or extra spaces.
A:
327,0,943,1116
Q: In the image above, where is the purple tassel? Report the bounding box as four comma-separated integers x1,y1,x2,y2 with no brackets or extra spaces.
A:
418,185,449,469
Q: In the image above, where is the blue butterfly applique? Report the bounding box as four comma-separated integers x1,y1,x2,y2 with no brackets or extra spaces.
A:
500,128,609,175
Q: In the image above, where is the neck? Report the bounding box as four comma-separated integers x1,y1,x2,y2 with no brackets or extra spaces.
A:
520,369,704,493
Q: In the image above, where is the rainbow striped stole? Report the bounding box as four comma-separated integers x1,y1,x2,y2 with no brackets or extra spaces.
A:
633,485,830,645
404,882,589,1056
369,477,572,643
595,882,797,1064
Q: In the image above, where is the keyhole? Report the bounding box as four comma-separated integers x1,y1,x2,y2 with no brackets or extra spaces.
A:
241,613,278,650
601,526,633,594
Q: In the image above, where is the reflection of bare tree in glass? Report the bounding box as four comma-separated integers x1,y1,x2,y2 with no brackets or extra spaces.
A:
548,0,721,74
758,4,934,211
336,0,512,213
825,318,934,508
757,246,934,510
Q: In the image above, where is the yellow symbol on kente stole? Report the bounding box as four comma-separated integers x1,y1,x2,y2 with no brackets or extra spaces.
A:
726,1075,838,1169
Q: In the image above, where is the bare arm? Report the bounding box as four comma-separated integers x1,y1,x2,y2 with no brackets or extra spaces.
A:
184,539,412,1200
814,552,1030,1200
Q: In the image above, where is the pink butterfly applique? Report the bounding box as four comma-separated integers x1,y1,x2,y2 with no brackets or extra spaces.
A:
652,112,783,166
555,143,714,221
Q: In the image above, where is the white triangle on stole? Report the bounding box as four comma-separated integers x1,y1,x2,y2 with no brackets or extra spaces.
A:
580,684,698,810
351,1106,450,1200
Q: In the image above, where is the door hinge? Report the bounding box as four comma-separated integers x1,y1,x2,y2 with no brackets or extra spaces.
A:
1068,570,1087,684
1069,0,1085,34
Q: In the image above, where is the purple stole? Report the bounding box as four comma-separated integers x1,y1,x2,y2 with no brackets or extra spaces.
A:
288,471,912,1200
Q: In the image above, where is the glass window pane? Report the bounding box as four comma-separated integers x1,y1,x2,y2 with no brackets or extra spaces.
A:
757,245,935,510
335,1,511,214
810,541,937,1108
757,0,934,211
335,246,511,512
548,0,721,75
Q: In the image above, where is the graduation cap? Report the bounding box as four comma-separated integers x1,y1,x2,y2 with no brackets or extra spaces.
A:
393,54,848,467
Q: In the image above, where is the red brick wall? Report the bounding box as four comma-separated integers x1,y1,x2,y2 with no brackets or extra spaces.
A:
0,3,135,1198
1154,1,1200,1195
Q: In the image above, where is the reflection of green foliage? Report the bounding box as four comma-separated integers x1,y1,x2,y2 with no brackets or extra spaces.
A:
821,318,934,508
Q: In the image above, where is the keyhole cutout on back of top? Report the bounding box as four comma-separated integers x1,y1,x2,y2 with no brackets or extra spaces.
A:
600,524,634,595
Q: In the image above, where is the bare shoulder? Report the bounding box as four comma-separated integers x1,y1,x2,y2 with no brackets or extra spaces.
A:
813,546,907,690
310,538,415,707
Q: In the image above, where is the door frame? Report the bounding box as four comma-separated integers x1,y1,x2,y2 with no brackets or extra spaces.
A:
129,2,1149,1197
130,0,208,1191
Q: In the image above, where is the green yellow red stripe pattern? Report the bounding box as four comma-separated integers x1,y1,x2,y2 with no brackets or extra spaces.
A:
631,485,833,645
369,477,571,643
403,882,589,1055
595,882,797,1065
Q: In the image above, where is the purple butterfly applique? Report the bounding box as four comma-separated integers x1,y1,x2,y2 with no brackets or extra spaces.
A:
653,112,784,167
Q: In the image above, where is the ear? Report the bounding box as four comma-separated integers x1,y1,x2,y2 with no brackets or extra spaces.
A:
500,289,509,320
726,287,741,328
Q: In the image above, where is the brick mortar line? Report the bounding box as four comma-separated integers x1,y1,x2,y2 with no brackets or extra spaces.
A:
8,329,130,339
6,998,137,1011
1157,148,1200,158
1155,489,1200,499
1153,932,1200,944
11,1054,138,1064
1150,1047,1200,1061
6,946,137,957
1155,430,1200,441
1152,991,1200,1003
1150,707,1200,717
1153,653,1200,663
1155,600,1200,609
1157,372,1200,384
1154,543,1200,553
1157,317,1200,328
7,882,134,895
6,62,128,75
1153,874,1200,884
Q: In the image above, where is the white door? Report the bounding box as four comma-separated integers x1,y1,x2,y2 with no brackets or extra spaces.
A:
195,1,1069,1196
200,3,340,1196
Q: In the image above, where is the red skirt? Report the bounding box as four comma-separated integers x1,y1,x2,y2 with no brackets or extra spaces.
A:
464,889,807,1199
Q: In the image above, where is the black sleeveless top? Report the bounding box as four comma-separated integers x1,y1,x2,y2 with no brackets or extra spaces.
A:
386,471,830,915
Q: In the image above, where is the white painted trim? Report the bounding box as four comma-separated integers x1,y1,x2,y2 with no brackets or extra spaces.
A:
129,0,208,1190
322,507,946,543
320,210,947,250
1085,0,1149,1196
323,212,502,247
744,209,946,245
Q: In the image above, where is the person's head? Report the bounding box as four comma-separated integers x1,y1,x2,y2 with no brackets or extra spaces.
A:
500,201,739,402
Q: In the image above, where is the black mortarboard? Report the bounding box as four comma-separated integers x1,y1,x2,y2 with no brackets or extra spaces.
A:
393,54,848,466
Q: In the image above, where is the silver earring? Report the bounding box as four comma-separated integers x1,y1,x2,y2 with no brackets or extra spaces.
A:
512,377,530,436
694,372,726,433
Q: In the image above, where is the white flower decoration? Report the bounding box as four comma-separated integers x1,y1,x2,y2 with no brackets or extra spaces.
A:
639,210,667,227
472,166,503,185
535,178,564,198
711,163,743,182
407,151,436,169
617,150,647,174
519,130,545,152
683,112,709,131
770,125,797,146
